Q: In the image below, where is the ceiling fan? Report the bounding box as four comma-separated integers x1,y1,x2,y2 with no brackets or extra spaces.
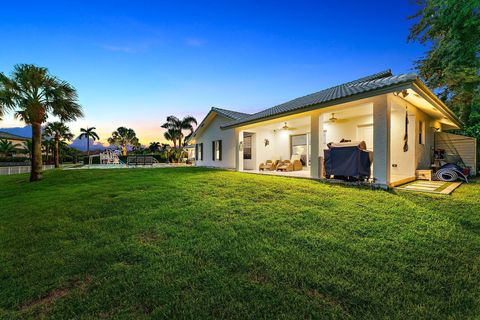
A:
280,122,296,130
328,113,338,123
324,113,348,124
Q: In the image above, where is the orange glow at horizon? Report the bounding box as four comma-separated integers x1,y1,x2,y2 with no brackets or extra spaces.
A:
0,116,189,147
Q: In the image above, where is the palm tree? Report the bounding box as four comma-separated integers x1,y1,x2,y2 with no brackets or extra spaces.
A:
161,115,197,148
148,141,161,153
163,128,180,148
42,137,54,164
78,127,100,158
0,139,21,157
107,127,140,156
22,140,33,159
0,64,83,181
44,122,74,168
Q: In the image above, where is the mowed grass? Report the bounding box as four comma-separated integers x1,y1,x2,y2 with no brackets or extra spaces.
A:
0,168,479,319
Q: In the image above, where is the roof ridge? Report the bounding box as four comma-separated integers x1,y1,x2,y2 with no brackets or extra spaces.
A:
248,70,396,116
211,107,251,120
348,72,417,87
212,106,247,114
344,69,393,85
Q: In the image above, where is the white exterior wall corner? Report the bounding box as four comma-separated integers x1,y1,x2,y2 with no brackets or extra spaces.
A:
373,96,391,186
194,114,236,169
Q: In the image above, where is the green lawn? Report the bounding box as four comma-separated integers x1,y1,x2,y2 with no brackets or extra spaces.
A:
0,168,479,319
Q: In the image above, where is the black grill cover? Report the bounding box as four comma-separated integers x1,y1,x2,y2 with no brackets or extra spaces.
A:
324,146,371,178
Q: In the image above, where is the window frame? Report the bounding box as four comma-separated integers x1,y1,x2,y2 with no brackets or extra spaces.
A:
196,143,203,161
212,140,222,161
418,120,425,145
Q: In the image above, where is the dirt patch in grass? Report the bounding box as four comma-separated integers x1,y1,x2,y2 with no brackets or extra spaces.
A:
137,230,164,245
21,275,92,312
248,272,269,285
306,289,349,315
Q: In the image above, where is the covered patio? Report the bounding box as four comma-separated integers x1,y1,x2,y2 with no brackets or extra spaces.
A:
233,92,441,187
236,99,377,179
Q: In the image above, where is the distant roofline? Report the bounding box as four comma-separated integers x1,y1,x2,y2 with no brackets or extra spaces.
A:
0,130,31,141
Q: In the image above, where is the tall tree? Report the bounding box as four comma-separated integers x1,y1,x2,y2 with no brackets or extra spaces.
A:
22,140,33,159
0,64,83,181
0,139,21,157
408,0,480,124
163,128,180,148
78,126,100,158
44,122,74,168
42,137,54,165
107,127,140,156
148,141,161,153
161,115,197,147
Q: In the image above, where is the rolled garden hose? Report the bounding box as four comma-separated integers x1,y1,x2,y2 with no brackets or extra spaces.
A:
435,167,468,183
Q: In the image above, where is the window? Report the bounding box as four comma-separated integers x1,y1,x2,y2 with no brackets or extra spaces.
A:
243,135,252,160
212,140,222,161
418,120,425,145
195,143,203,160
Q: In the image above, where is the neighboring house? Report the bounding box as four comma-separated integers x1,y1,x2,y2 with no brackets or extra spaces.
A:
190,70,464,187
0,131,30,157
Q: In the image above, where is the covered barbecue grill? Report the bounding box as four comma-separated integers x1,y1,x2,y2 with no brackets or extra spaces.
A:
324,142,373,180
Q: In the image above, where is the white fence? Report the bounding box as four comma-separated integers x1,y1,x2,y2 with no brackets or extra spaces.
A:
435,132,477,175
0,165,55,176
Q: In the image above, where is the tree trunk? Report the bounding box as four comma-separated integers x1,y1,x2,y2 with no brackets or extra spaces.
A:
54,137,60,168
30,122,43,182
122,145,127,156
87,137,90,158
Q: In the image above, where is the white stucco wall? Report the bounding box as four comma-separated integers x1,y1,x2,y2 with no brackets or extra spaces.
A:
389,94,440,181
324,114,374,150
244,126,310,169
414,108,435,169
254,129,276,165
194,114,236,169
389,98,416,182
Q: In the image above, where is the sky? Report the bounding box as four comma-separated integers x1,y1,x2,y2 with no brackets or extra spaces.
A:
0,0,426,146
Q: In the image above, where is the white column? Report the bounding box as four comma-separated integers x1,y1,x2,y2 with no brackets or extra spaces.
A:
235,128,244,171
373,97,391,186
310,111,322,178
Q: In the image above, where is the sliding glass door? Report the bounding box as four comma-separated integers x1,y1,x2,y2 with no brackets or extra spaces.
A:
290,133,310,166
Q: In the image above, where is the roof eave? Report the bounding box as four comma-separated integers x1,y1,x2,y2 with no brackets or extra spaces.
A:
411,79,463,129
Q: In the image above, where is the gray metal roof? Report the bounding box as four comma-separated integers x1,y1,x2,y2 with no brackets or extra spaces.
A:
0,131,30,141
221,70,419,128
190,107,252,140
211,107,251,120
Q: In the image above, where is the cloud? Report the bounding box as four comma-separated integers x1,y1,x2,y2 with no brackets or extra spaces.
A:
185,38,206,47
102,45,139,53
102,40,156,53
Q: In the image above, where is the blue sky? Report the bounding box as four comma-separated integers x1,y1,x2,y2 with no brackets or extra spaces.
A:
0,0,425,144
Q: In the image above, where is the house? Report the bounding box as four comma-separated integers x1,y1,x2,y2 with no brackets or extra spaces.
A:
190,70,463,187
0,131,30,157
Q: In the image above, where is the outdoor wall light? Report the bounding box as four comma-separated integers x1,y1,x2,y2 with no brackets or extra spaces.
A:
394,90,409,98
264,139,269,147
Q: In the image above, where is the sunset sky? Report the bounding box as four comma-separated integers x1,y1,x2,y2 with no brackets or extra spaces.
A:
0,0,425,146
